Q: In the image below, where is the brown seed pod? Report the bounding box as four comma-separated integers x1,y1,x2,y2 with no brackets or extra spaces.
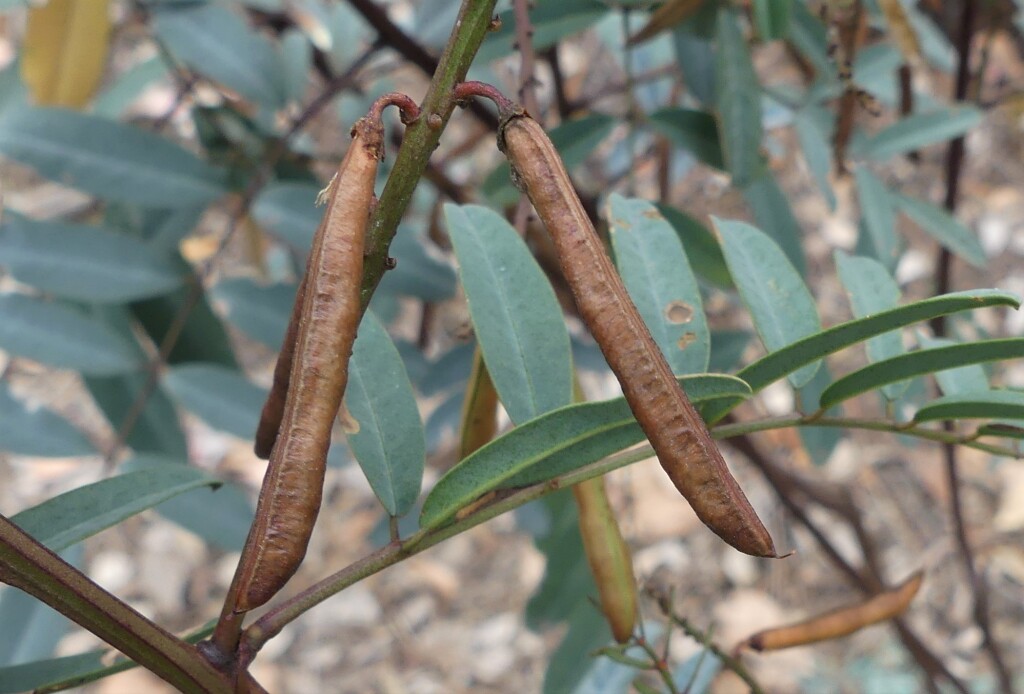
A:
232,94,418,613
253,93,419,461
742,571,924,651
574,477,637,643
452,82,775,557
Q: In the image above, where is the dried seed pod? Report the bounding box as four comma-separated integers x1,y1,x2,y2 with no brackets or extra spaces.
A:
452,82,775,557
574,477,637,643
232,94,418,612
742,571,924,651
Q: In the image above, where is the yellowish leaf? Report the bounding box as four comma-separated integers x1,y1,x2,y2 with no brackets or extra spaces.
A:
22,0,113,108
628,0,706,47
877,0,922,65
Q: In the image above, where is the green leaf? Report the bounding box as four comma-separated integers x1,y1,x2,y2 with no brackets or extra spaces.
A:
709,329,752,373
0,623,214,694
0,547,79,667
279,28,310,103
788,0,830,74
715,217,820,387
836,252,907,400
0,294,141,375
647,107,724,169
703,289,1022,423
672,30,715,106
0,385,94,458
794,106,835,210
0,105,225,208
345,311,425,517
524,492,595,628
93,57,169,118
891,192,986,268
212,278,295,349
0,216,182,302
252,182,321,251
656,204,732,289
125,455,254,551
714,7,764,187
608,195,709,374
819,339,1024,411
153,4,285,108
445,204,573,424
918,336,988,395
853,166,901,270
797,361,843,464
381,229,457,302
419,374,751,530
162,364,267,439
82,306,188,457
752,0,791,40
976,421,1024,439
856,105,983,160
482,114,616,208
479,0,608,63
913,390,1024,423
10,467,220,551
574,623,666,693
543,602,611,694
740,173,807,276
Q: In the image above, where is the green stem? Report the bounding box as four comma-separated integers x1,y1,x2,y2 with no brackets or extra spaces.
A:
359,0,499,311
0,515,232,693
242,410,1020,652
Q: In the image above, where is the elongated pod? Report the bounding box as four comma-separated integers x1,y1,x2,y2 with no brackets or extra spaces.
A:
232,94,418,613
743,571,924,651
254,93,420,460
574,477,637,643
454,82,775,557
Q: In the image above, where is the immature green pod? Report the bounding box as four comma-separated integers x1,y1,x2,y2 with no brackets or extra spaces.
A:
574,477,637,643
452,82,776,557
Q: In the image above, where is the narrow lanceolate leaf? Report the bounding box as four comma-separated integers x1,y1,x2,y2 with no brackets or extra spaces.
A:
914,390,1024,423
752,0,791,40
345,311,425,517
795,106,836,210
657,204,732,289
21,0,111,108
892,193,986,268
153,4,285,108
0,106,226,208
853,166,901,270
878,0,922,65
918,336,988,394
647,107,724,170
251,182,322,251
714,217,820,387
608,195,709,375
10,468,220,552
162,364,267,439
445,204,573,424
211,278,296,349
741,173,807,276
0,385,94,458
0,217,182,302
715,7,764,187
819,339,1024,410
836,252,907,400
0,294,141,375
703,289,1021,423
419,374,751,530
856,105,983,160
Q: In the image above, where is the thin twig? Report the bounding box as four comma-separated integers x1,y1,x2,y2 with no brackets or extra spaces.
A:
512,0,541,118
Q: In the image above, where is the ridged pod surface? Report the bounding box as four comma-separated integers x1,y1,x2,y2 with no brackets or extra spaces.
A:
233,116,382,612
498,112,775,557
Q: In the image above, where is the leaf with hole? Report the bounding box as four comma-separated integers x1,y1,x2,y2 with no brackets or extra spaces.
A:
608,195,708,374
